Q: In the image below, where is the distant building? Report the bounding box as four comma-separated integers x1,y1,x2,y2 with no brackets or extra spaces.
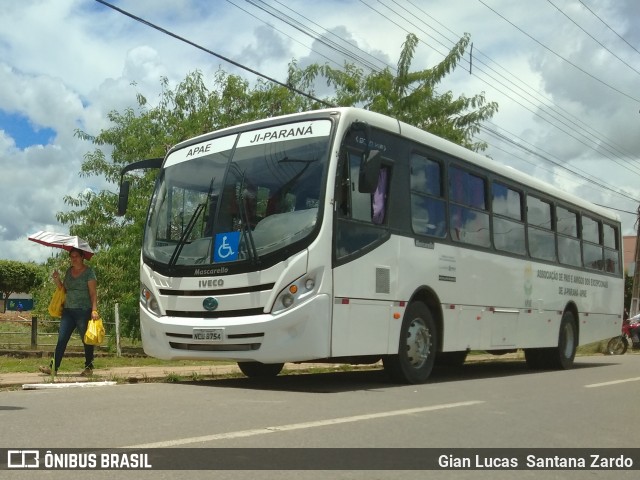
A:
6,293,34,311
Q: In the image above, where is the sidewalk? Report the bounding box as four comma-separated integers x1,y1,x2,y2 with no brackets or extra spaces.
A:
0,362,356,390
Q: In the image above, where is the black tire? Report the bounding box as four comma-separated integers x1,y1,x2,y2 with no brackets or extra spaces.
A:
525,311,578,370
383,302,437,384
237,361,284,378
606,336,628,355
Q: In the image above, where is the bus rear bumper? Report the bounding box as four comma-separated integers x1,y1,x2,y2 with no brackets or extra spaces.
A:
140,294,332,363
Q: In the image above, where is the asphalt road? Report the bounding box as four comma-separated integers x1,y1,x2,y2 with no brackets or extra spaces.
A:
1,354,639,480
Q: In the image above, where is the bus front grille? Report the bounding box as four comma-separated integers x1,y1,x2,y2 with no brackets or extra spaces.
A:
165,307,265,318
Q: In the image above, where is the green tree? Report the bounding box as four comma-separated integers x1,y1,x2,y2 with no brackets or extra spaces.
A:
0,260,43,312
288,33,498,152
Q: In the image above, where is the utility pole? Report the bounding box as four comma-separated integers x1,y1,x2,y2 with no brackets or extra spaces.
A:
629,206,640,316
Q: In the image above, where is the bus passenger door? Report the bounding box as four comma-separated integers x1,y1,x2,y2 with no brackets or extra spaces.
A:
331,149,394,357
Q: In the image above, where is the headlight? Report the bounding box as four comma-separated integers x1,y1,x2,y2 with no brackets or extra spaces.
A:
273,273,318,314
140,284,161,316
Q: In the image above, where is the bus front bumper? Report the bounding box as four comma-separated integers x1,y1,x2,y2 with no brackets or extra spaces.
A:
139,293,332,363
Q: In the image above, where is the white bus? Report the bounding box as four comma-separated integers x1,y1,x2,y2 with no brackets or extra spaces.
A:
118,107,624,383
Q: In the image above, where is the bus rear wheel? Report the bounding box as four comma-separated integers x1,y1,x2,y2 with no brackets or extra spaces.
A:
525,311,577,370
383,302,437,384
237,361,284,378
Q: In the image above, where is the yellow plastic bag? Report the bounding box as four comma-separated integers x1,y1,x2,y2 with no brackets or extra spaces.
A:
48,287,65,318
84,318,105,346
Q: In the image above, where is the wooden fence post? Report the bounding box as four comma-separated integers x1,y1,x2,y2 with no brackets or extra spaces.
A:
31,315,38,349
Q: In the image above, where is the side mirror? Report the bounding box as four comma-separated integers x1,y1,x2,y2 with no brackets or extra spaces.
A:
358,150,381,193
117,180,130,216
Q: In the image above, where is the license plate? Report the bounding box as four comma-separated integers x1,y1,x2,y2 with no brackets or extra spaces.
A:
192,328,224,342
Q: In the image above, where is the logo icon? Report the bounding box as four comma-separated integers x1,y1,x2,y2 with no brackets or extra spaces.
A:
203,297,219,311
7,450,40,469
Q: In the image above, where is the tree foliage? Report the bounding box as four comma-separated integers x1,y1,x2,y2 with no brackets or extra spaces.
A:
288,33,498,152
51,33,496,337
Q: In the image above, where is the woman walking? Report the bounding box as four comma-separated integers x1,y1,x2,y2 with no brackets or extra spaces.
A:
39,247,99,376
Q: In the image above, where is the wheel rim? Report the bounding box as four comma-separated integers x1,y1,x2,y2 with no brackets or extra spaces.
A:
609,337,622,354
406,317,432,368
609,336,627,354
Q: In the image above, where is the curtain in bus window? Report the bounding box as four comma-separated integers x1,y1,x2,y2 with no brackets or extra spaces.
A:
349,152,372,222
372,167,388,225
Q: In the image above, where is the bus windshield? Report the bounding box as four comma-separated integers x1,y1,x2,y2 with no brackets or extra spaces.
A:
143,119,331,267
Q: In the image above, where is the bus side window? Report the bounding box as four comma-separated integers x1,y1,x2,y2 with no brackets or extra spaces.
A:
410,153,446,238
491,182,525,255
342,151,390,225
557,206,581,267
334,149,390,260
603,223,620,274
582,216,603,270
448,165,490,247
527,195,556,261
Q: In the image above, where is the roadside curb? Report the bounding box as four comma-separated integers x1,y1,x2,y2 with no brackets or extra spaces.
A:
22,381,118,390
0,362,366,391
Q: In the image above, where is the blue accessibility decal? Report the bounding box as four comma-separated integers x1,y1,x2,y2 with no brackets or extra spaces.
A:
213,231,241,262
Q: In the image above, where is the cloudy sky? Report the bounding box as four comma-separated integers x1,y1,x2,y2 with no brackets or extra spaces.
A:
1,0,639,263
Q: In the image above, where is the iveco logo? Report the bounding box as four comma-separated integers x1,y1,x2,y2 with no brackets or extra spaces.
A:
203,297,219,311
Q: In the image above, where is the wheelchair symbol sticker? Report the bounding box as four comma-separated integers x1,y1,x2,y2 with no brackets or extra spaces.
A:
214,232,240,262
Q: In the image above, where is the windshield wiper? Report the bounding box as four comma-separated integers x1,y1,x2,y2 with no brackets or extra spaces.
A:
168,204,205,268
229,164,259,265
168,178,215,268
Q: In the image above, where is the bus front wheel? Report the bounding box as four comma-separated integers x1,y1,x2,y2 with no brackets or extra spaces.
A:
237,361,284,378
383,302,437,384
